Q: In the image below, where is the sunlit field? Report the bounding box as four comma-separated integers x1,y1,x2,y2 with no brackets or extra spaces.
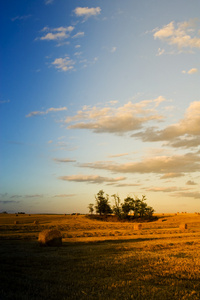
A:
1,213,200,299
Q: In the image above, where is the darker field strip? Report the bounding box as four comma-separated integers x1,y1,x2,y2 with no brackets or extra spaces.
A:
1,214,200,299
1,237,200,300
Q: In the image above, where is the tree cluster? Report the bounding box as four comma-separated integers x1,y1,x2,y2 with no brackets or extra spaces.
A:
88,190,155,220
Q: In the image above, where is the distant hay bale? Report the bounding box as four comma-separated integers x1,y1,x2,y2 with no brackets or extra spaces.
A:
14,221,19,224
179,223,187,230
38,229,62,247
34,220,39,224
134,223,142,230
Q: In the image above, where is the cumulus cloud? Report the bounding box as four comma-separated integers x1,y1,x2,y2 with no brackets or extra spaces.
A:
132,101,200,148
74,7,101,19
51,56,75,71
59,174,126,184
188,68,198,74
37,26,74,41
153,19,200,51
79,152,200,178
65,96,166,134
26,106,67,118
53,158,76,163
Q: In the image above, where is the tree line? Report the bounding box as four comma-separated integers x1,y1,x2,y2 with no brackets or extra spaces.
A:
88,190,155,220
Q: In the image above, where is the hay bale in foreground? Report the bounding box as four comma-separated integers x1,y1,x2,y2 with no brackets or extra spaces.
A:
38,229,62,247
14,221,19,224
134,223,142,230
179,223,187,230
34,220,39,224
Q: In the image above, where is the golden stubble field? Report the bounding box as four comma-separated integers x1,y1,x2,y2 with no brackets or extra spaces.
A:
1,213,200,299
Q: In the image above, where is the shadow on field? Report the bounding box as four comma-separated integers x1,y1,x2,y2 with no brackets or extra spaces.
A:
62,236,157,247
1,237,200,300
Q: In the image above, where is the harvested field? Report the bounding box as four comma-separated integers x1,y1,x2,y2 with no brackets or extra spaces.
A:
1,213,200,299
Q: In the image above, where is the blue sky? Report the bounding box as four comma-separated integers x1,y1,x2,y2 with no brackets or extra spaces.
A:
0,0,200,214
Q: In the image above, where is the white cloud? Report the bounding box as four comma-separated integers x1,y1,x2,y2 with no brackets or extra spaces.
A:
157,48,165,56
72,32,85,39
51,56,75,71
38,26,74,41
153,19,200,51
65,96,166,134
26,107,67,118
182,68,198,74
74,52,82,56
74,7,101,19
11,15,31,22
59,174,126,184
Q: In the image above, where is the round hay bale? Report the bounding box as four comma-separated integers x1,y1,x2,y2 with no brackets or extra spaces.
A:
34,220,39,224
14,221,19,224
179,223,187,230
134,223,142,230
38,229,62,247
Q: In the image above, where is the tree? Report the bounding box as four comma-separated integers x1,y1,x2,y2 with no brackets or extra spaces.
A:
112,194,122,217
95,190,112,215
121,196,134,217
88,203,94,215
145,206,154,218
138,195,147,218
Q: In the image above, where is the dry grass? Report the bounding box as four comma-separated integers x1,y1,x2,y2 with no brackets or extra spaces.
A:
1,213,199,242
1,213,200,299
